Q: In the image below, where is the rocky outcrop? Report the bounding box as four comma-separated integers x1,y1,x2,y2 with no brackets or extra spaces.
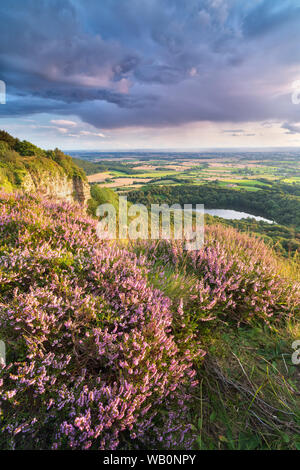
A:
72,175,91,206
22,171,90,207
0,132,91,207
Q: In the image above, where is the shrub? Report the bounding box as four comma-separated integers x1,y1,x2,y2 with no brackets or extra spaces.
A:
1,192,298,450
137,226,300,326
0,130,18,149
0,192,201,450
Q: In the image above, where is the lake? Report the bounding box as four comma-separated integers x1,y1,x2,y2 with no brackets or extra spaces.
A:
204,209,274,224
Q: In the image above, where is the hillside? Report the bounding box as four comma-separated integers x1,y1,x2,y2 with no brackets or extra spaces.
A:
128,183,300,257
0,191,299,450
0,131,90,206
128,184,300,230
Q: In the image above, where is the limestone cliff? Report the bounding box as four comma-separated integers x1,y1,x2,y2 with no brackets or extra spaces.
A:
22,170,90,206
0,134,91,207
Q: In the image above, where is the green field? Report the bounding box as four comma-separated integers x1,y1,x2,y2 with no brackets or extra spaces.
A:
83,153,300,192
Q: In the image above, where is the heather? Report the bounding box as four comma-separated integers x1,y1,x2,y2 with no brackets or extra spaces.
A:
0,192,299,450
0,191,201,449
135,226,300,326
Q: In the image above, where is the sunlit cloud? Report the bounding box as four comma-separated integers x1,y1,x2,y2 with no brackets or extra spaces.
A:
51,120,77,127
1,0,300,148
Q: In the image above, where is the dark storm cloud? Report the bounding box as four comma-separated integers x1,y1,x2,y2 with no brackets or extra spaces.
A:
243,0,300,37
282,122,300,134
1,0,300,128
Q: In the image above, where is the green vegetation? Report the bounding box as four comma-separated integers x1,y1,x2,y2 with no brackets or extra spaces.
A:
87,185,119,215
204,214,300,258
0,192,299,450
77,150,300,193
127,183,300,257
149,176,191,185
0,140,299,450
73,157,144,176
0,130,86,192
191,325,300,450
130,227,300,450
128,183,300,230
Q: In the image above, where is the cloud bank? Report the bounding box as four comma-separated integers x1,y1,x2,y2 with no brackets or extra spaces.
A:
1,0,300,131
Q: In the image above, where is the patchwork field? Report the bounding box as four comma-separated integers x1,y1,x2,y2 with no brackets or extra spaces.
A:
74,151,300,192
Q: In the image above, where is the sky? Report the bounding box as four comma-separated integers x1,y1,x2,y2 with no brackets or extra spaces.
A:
1,0,300,150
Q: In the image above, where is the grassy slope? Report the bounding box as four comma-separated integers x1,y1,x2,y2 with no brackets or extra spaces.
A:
0,139,86,192
0,191,299,450
131,236,300,450
195,325,300,450
87,185,120,215
84,182,300,447
127,184,300,259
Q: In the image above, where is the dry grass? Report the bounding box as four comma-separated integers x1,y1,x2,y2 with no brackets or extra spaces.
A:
190,326,300,450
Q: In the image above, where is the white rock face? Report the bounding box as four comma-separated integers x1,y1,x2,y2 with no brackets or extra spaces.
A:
22,171,90,206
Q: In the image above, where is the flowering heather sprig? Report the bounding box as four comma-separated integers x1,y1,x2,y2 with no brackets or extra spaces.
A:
138,227,300,326
0,192,201,450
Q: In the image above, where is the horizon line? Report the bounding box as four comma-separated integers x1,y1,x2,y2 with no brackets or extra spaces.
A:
65,146,300,154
